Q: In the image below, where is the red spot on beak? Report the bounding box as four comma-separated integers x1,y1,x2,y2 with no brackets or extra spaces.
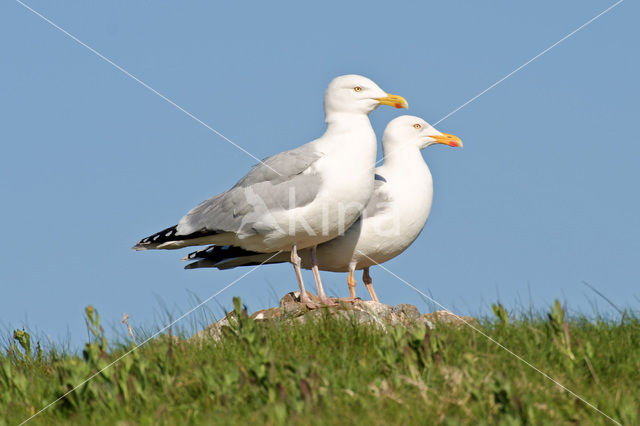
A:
394,103,402,109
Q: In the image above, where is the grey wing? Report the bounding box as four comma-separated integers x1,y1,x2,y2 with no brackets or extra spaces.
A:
233,144,324,188
361,175,393,218
176,144,324,237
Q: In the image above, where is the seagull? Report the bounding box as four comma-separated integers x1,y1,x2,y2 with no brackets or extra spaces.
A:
183,115,462,302
133,75,408,305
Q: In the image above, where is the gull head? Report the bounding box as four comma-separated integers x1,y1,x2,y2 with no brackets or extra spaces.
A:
383,115,462,150
324,74,409,116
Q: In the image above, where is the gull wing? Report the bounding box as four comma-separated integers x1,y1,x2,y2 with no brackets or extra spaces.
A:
175,144,325,238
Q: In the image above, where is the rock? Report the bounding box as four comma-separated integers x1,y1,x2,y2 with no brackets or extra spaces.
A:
394,304,421,322
278,291,299,309
279,291,314,316
250,307,282,321
191,314,233,342
357,300,394,318
189,293,476,341
422,310,478,327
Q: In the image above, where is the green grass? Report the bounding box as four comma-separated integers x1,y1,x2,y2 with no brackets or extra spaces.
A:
2,300,639,425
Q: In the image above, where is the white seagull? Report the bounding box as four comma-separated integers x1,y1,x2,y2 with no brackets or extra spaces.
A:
133,75,408,305
183,115,462,302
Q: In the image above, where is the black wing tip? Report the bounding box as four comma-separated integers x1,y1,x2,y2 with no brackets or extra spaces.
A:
134,225,225,252
132,225,179,250
183,245,262,266
180,251,202,261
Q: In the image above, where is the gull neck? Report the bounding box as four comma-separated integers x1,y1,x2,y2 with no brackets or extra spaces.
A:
324,111,373,131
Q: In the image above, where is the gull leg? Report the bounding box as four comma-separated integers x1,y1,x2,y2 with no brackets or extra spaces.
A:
310,245,333,305
347,262,357,299
291,243,313,305
333,262,360,303
362,267,379,302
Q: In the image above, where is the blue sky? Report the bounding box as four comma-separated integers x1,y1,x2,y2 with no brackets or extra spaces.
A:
1,1,638,348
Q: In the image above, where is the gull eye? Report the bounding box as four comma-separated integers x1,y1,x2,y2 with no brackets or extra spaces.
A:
413,123,422,129
353,86,362,92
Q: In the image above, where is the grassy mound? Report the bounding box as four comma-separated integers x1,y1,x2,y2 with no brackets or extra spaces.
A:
2,300,638,425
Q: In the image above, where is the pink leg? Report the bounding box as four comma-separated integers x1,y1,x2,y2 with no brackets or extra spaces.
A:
347,263,357,298
291,243,313,305
310,245,334,305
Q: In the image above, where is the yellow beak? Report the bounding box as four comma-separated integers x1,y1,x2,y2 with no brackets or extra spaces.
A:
375,93,409,109
430,133,463,147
